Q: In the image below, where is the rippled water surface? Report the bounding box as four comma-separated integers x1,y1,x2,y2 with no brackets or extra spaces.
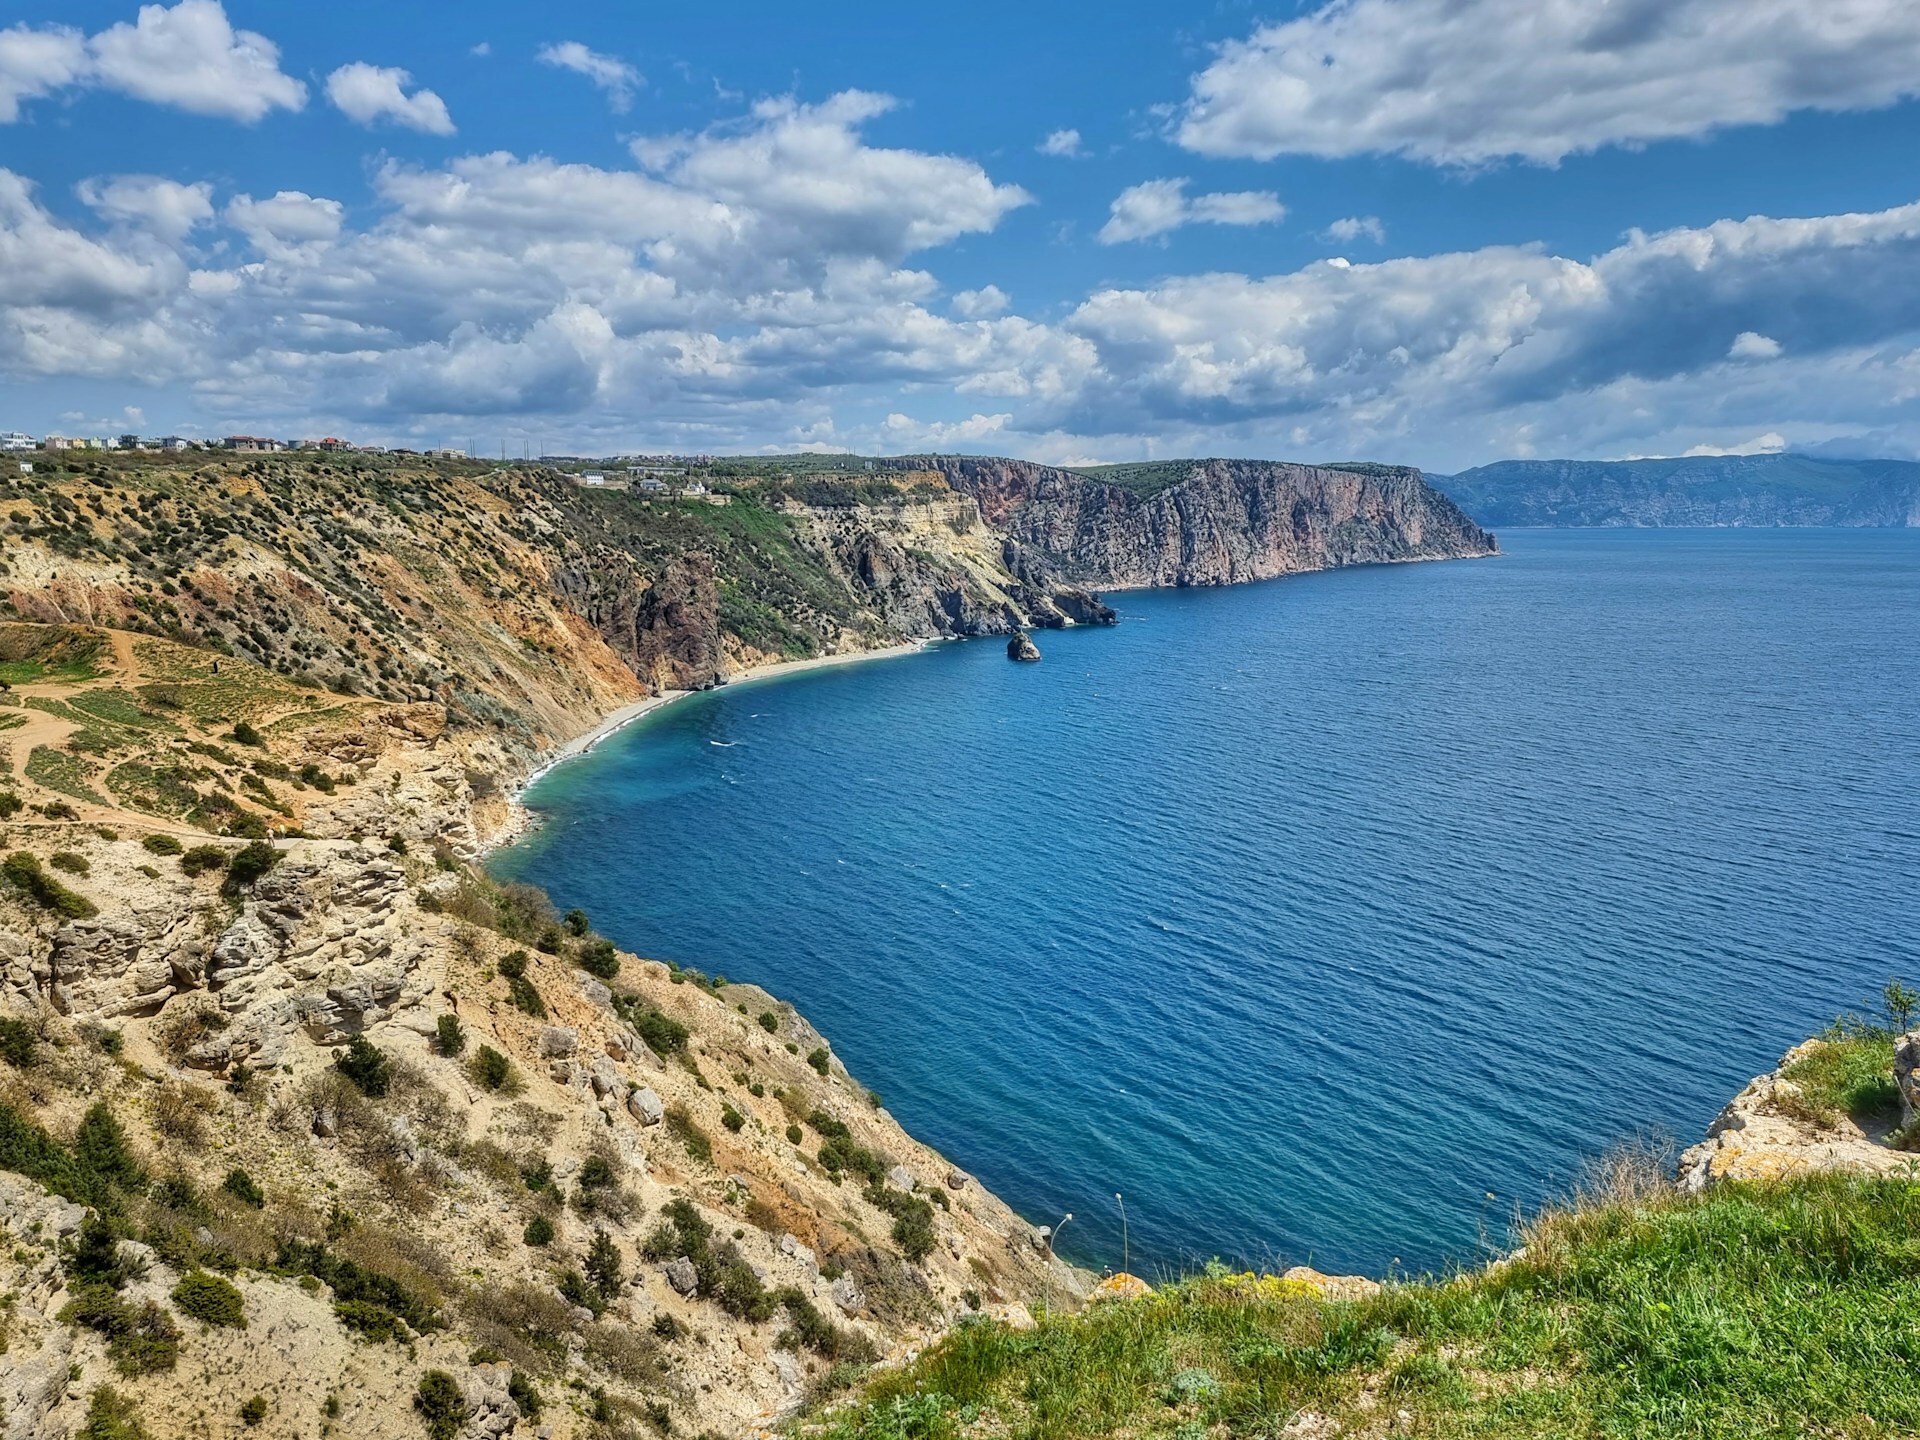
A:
494,530,1920,1276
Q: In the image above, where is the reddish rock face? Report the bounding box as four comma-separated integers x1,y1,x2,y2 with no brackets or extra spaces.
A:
911,456,1498,589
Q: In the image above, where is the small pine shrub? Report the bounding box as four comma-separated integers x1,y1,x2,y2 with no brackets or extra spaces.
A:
585,1228,624,1301
808,1047,831,1076
0,1016,38,1069
220,840,280,895
758,1011,779,1033
577,938,620,979
470,1045,512,1092
786,1123,803,1145
523,1214,554,1247
49,850,90,875
229,721,262,747
722,1103,746,1133
172,1270,247,1328
238,1396,267,1427
142,834,182,856
221,1167,265,1208
434,1014,466,1058
414,1370,468,1440
335,1036,391,1098
178,845,228,878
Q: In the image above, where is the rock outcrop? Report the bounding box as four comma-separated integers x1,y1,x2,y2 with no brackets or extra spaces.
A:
1677,1034,1920,1192
910,456,1497,588
1007,630,1041,662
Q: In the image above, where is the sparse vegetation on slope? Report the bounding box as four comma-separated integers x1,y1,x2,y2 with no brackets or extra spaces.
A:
808,1170,1920,1440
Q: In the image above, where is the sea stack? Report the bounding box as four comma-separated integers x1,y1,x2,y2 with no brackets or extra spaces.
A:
1008,630,1041,662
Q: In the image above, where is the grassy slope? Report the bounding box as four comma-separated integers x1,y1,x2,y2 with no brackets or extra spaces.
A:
807,1173,1920,1440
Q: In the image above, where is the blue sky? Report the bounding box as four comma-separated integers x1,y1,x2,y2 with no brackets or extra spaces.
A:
6,0,1920,470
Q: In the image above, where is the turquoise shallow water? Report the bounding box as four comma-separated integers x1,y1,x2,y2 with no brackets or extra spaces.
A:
493,529,1920,1277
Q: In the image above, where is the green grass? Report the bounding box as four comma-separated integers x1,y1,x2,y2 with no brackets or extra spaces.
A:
1063,460,1199,498
0,624,108,685
25,744,107,805
1780,1028,1900,1127
804,1173,1920,1440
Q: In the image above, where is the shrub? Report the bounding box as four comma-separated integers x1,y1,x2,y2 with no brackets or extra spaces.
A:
222,1167,265,1208
3,850,98,919
666,1104,712,1164
434,1014,466,1058
221,840,280,895
239,1396,267,1427
585,1227,624,1301
808,1046,831,1076
50,850,90,875
507,1371,542,1421
77,1386,149,1440
335,1036,392,1098
497,949,528,980
563,908,589,937
577,938,620,979
864,1184,937,1263
557,1267,603,1317
414,1370,468,1440
173,1269,247,1328
178,844,228,877
523,1214,554,1247
578,1153,616,1191
640,1199,774,1322
621,1003,688,1058
470,1046,512,1092
758,1011,779,1033
507,975,546,1018
0,792,20,820
73,1102,145,1206
0,1015,38,1069
229,721,262,747
142,833,182,855
786,1123,803,1145
722,1103,746,1133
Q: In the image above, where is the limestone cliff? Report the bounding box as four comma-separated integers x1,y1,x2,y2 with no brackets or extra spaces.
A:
0,630,1084,1440
909,455,1497,588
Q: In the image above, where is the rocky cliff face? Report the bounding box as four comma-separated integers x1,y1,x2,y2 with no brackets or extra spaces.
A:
912,456,1497,588
0,628,1085,1440
1439,454,1920,528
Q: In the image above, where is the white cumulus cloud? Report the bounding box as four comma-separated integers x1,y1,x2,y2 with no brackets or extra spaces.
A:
77,174,215,242
1098,178,1284,244
1176,0,1920,166
0,22,88,123
538,41,641,112
88,1,306,124
1324,216,1386,245
1729,331,1783,360
326,63,454,135
1038,128,1083,158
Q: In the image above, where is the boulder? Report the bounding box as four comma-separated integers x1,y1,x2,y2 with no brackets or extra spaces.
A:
829,1274,864,1314
665,1256,699,1295
461,1362,520,1440
1896,1029,1920,1128
590,1058,621,1098
1007,630,1041,662
886,1164,916,1193
627,1086,664,1126
540,1025,579,1058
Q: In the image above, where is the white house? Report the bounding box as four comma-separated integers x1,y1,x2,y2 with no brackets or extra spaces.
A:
0,431,34,452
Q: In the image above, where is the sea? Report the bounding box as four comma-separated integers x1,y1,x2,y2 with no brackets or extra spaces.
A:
491,529,1920,1278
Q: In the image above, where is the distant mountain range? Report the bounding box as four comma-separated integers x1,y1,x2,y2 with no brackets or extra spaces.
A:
1435,454,1920,527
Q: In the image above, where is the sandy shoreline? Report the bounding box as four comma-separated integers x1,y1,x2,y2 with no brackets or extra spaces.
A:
490,639,934,848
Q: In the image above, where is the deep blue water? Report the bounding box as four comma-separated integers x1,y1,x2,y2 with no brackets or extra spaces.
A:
493,530,1920,1278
